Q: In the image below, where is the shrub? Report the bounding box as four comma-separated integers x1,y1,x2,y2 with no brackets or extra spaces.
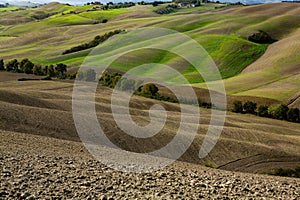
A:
99,70,111,86
20,58,34,74
232,100,243,113
248,30,277,44
110,72,122,88
119,78,136,92
47,65,56,77
62,30,125,54
6,59,19,72
258,105,269,117
85,69,96,82
243,101,257,114
33,65,43,75
78,69,97,82
269,104,289,120
55,63,67,78
287,108,300,122
0,59,5,71
141,83,159,96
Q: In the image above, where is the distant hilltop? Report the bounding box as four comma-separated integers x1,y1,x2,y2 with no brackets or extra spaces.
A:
0,1,41,7
282,0,300,2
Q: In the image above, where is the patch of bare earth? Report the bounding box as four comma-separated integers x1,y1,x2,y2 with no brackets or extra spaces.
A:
0,78,299,198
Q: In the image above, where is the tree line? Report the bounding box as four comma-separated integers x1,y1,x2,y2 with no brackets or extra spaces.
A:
62,30,125,55
2,60,298,123
232,100,300,123
0,58,76,79
78,69,178,102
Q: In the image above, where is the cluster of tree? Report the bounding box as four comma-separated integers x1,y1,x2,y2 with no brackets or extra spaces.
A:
0,3,9,7
154,4,178,14
103,2,135,9
85,1,136,8
248,30,277,44
152,1,167,6
0,58,75,79
98,71,161,97
31,11,51,20
232,100,300,123
269,166,300,178
85,2,102,5
62,30,125,55
78,69,178,102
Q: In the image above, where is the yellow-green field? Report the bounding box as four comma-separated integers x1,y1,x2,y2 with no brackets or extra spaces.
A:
0,2,300,105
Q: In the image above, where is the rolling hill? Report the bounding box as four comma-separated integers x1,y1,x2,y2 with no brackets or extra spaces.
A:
0,3,300,198
0,2,300,105
0,76,299,173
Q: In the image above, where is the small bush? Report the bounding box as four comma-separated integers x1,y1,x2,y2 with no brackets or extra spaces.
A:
243,101,257,114
287,108,300,122
6,59,19,72
248,30,277,44
269,104,289,120
141,83,159,96
232,100,243,113
0,59,4,71
258,105,269,117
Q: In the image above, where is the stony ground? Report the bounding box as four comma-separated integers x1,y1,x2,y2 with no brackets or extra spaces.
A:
1,131,300,199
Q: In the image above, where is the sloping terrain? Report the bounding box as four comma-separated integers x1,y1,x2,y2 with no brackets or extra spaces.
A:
1,3,300,198
1,130,299,199
0,78,299,174
0,3,300,103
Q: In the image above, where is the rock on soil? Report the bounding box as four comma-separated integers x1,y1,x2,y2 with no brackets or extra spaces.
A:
1,131,299,199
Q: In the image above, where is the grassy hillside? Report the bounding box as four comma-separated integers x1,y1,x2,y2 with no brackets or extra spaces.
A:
0,2,300,103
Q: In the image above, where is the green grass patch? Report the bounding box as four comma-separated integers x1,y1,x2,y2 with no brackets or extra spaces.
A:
45,14,94,26
79,9,128,20
196,34,268,78
0,6,19,11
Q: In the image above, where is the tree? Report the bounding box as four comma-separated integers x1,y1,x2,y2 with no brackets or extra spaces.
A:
84,69,96,82
248,30,276,44
6,59,19,72
0,59,4,71
77,70,84,80
47,65,56,77
243,101,257,114
258,105,269,117
119,78,135,91
232,100,243,113
55,63,67,78
22,60,34,74
110,72,122,88
134,79,144,92
99,70,111,86
43,65,48,75
33,65,43,75
270,104,289,120
20,58,29,73
141,83,159,96
287,108,299,122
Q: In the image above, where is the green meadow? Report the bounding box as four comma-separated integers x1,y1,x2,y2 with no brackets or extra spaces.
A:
1,2,300,102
